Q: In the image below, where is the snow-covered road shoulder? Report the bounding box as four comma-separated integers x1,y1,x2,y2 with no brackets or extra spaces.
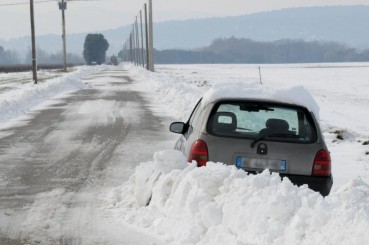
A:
0,65,104,127
104,150,369,245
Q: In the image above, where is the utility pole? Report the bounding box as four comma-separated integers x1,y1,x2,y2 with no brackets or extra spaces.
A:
129,30,134,63
123,43,126,62
144,3,150,70
30,0,37,84
259,66,263,85
124,1,154,70
140,10,145,68
148,0,154,71
59,0,67,72
135,17,140,66
132,25,137,65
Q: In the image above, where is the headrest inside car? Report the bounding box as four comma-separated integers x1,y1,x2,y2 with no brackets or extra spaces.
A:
266,118,289,131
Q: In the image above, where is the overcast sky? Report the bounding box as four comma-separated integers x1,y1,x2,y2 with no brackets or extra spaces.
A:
1,0,369,39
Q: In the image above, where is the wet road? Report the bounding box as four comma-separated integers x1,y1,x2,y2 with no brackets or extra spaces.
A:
0,67,175,244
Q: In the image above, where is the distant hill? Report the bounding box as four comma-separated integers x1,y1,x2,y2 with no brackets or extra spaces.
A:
153,5,369,50
1,5,369,62
154,37,369,64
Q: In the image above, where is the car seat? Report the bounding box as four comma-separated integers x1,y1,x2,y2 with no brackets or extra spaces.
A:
259,118,291,136
210,112,237,135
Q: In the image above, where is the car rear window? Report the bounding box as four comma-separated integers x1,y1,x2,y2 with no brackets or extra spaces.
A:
207,101,317,143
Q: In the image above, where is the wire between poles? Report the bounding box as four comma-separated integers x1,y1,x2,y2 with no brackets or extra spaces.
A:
0,0,100,7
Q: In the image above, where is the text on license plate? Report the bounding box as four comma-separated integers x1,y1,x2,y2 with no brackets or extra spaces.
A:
236,157,286,171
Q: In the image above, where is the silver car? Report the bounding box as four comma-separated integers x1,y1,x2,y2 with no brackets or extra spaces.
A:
170,93,333,196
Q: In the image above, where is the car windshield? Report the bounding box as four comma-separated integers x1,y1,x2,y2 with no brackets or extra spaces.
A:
207,101,317,143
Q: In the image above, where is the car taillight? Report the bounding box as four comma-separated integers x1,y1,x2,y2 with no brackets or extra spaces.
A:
312,149,331,176
189,140,208,167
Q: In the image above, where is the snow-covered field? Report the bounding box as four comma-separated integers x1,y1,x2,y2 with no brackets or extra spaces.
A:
1,63,369,244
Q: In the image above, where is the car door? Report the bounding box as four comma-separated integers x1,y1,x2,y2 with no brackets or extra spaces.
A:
175,99,202,152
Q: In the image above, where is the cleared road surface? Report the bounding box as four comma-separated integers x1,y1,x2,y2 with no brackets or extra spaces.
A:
0,67,176,244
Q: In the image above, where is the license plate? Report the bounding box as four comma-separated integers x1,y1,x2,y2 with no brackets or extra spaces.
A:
236,157,286,171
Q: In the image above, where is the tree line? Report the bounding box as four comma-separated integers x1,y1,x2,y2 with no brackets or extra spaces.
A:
25,48,84,65
0,33,109,66
0,45,19,65
0,45,84,65
154,37,369,64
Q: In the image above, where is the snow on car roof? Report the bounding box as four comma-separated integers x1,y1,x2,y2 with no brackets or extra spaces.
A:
202,82,320,120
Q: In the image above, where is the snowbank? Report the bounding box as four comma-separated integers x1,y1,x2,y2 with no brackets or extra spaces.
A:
128,64,320,122
128,64,204,121
0,65,103,127
106,150,369,245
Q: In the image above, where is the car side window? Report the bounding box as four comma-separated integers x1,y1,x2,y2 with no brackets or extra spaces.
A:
184,99,202,137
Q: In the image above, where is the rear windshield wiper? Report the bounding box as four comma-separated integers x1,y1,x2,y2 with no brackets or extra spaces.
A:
250,133,302,148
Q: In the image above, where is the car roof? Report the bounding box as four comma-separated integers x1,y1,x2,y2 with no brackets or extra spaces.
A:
201,82,320,120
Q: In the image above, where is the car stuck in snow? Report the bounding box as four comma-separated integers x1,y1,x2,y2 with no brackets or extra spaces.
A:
170,83,333,196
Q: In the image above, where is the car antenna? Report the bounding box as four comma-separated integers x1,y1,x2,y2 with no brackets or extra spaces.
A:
259,66,263,85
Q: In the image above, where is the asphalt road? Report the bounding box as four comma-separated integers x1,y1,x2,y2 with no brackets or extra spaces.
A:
0,67,175,244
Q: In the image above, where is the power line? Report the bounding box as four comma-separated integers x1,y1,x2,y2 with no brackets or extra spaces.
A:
0,0,54,7
0,0,99,7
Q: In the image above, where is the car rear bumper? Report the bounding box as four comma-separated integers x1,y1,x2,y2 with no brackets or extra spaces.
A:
280,174,333,196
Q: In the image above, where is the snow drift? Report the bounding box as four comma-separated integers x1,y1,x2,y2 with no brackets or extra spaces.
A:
106,150,369,245
128,64,204,121
0,66,103,126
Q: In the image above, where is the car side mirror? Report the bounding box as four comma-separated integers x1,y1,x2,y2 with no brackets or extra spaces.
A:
170,122,186,134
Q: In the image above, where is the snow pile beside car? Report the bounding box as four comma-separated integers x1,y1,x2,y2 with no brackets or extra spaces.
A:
105,150,369,244
128,64,204,121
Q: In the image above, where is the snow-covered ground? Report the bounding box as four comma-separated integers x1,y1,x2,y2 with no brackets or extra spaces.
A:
1,63,369,244
0,66,104,128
